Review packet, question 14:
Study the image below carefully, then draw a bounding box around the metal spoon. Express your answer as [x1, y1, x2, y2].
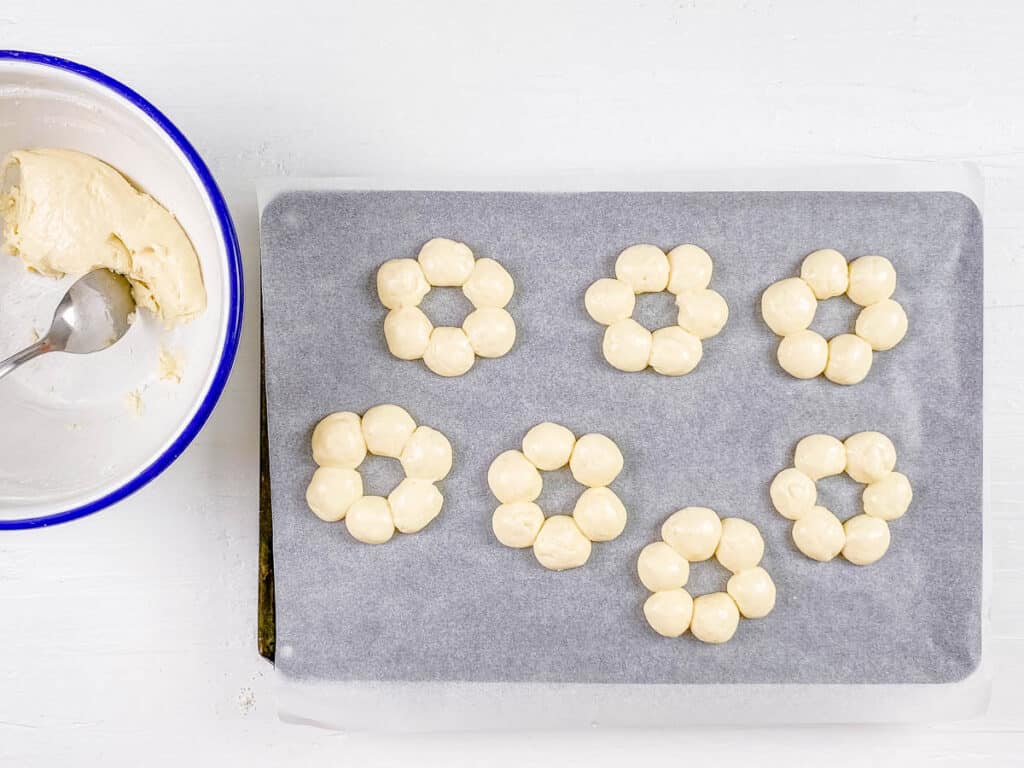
[0, 268, 137, 381]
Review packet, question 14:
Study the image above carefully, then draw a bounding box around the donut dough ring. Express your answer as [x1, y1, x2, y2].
[761, 250, 906, 384]
[305, 405, 452, 542]
[489, 424, 627, 570]
[772, 430, 911, 565]
[377, 238, 517, 376]
[639, 507, 774, 643]
[586, 243, 727, 375]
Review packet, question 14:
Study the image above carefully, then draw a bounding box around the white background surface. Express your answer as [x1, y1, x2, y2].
[1, 1, 1021, 765]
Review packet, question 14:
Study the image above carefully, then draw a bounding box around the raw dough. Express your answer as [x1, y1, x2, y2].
[388, 478, 444, 533]
[522, 422, 576, 471]
[305, 467, 363, 522]
[776, 329, 828, 379]
[726, 567, 776, 619]
[462, 257, 514, 309]
[648, 326, 703, 376]
[311, 411, 367, 469]
[666, 244, 713, 293]
[376, 258, 430, 309]
[463, 307, 516, 358]
[675, 289, 729, 339]
[824, 334, 873, 385]
[423, 326, 476, 377]
[643, 589, 694, 638]
[855, 299, 908, 351]
[344, 496, 396, 544]
[614, 244, 670, 293]
[844, 431, 897, 484]
[689, 592, 741, 644]
[761, 278, 817, 336]
[770, 467, 817, 520]
[661, 506, 722, 562]
[863, 471, 913, 521]
[715, 517, 765, 573]
[360, 404, 416, 458]
[0, 148, 206, 326]
[532, 515, 592, 571]
[637, 541, 690, 591]
[569, 433, 624, 487]
[572, 487, 627, 541]
[492, 502, 545, 548]
[585, 278, 636, 325]
[399, 425, 453, 482]
[842, 514, 891, 565]
[800, 248, 849, 299]
[487, 450, 543, 503]
[794, 434, 847, 480]
[384, 306, 433, 360]
[602, 318, 653, 372]
[417, 237, 475, 286]
[792, 505, 845, 561]
[847, 255, 896, 306]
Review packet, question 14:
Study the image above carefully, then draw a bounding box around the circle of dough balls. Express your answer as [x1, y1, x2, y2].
[345, 496, 396, 544]
[388, 478, 443, 534]
[384, 307, 433, 360]
[522, 422, 576, 471]
[770, 468, 817, 520]
[792, 505, 845, 561]
[488, 450, 543, 504]
[532, 515, 592, 571]
[855, 299, 908, 351]
[800, 248, 849, 300]
[602, 318, 653, 372]
[399, 426, 453, 482]
[843, 431, 897, 484]
[423, 327, 476, 377]
[572, 487, 627, 542]
[569, 433, 624, 488]
[361, 404, 416, 458]
[661, 506, 722, 562]
[305, 467, 363, 522]
[715, 517, 765, 573]
[761, 278, 817, 336]
[675, 289, 729, 340]
[794, 433, 847, 480]
[842, 514, 891, 565]
[863, 471, 913, 521]
[376, 258, 429, 309]
[649, 326, 702, 376]
[689, 592, 741, 644]
[776, 329, 828, 379]
[417, 237, 475, 287]
[463, 307, 516, 358]
[462, 257, 514, 309]
[615, 243, 669, 293]
[643, 589, 694, 638]
[824, 333, 873, 385]
[667, 244, 712, 293]
[311, 411, 367, 468]
[585, 278, 636, 326]
[637, 541, 690, 591]
[726, 567, 776, 619]
[492, 502, 545, 548]
[847, 255, 896, 307]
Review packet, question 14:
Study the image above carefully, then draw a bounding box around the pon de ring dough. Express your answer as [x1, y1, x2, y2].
[771, 431, 912, 565]
[639, 507, 775, 643]
[761, 250, 908, 384]
[305, 404, 453, 543]
[377, 237, 517, 376]
[585, 243, 728, 375]
[488, 423, 627, 570]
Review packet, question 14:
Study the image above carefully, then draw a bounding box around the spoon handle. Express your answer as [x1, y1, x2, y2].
[0, 340, 51, 382]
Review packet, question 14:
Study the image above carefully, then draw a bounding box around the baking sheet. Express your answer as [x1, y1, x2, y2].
[260, 186, 983, 692]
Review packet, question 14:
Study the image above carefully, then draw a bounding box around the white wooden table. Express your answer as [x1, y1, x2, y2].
[2, 1, 1022, 764]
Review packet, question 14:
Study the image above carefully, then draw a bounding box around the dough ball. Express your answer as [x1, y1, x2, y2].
[847, 255, 896, 306]
[572, 487, 627, 542]
[345, 496, 396, 544]
[666, 243, 713, 293]
[649, 326, 703, 376]
[661, 506, 722, 562]
[715, 517, 765, 573]
[423, 327, 476, 377]
[615, 243, 670, 293]
[842, 514, 891, 565]
[863, 471, 913, 521]
[637, 541, 690, 591]
[417, 237, 475, 287]
[585, 278, 636, 326]
[676, 289, 729, 340]
[602, 318, 653, 372]
[689, 592, 741, 644]
[399, 425, 453, 482]
[643, 589, 694, 638]
[824, 334, 873, 385]
[726, 566, 777, 619]
[463, 307, 516, 358]
[761, 278, 817, 336]
[376, 258, 429, 309]
[306, 467, 363, 522]
[492, 502, 545, 548]
[532, 515, 592, 571]
[569, 433, 624, 487]
[361, 404, 416, 458]
[384, 307, 433, 360]
[855, 299, 908, 351]
[311, 411, 367, 469]
[794, 433, 847, 480]
[770, 467, 817, 520]
[488, 449, 543, 503]
[844, 431, 897, 484]
[777, 329, 828, 379]
[522, 422, 576, 471]
[800, 248, 848, 299]
[462, 257, 514, 309]
[792, 505, 845, 562]
[388, 478, 443, 534]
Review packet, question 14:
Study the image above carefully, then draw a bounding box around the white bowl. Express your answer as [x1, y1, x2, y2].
[0, 51, 242, 529]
